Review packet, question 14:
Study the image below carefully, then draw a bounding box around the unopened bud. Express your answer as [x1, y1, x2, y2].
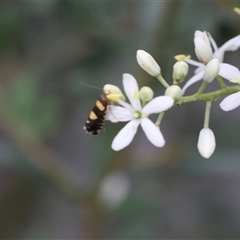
[139, 86, 154, 102]
[165, 85, 182, 101]
[136, 50, 161, 77]
[172, 61, 189, 84]
[197, 128, 216, 159]
[203, 58, 220, 83]
[194, 30, 213, 64]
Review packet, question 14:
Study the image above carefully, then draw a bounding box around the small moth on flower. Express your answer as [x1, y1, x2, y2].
[84, 91, 111, 135]
[84, 86, 124, 135]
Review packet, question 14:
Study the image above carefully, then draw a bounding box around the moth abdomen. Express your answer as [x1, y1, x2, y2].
[84, 92, 110, 135]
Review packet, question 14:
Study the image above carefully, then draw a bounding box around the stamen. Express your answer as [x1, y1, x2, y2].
[174, 54, 191, 61]
[230, 78, 240, 84]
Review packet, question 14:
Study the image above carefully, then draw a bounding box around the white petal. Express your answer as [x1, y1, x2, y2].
[117, 99, 135, 112]
[220, 92, 240, 111]
[140, 118, 165, 147]
[122, 74, 141, 111]
[111, 120, 140, 151]
[182, 70, 205, 94]
[142, 96, 174, 115]
[213, 35, 240, 62]
[194, 30, 203, 38]
[194, 64, 205, 74]
[219, 63, 240, 81]
[105, 106, 134, 122]
[197, 128, 216, 159]
[218, 35, 240, 52]
[186, 59, 203, 68]
[208, 32, 218, 52]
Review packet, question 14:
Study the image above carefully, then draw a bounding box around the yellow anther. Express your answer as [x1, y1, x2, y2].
[230, 78, 240, 84]
[174, 54, 191, 61]
[106, 93, 124, 103]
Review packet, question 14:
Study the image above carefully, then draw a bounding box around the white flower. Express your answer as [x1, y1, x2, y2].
[182, 31, 240, 93]
[136, 50, 161, 77]
[197, 128, 216, 159]
[106, 73, 174, 151]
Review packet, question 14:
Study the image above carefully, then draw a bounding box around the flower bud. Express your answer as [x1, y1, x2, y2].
[103, 84, 125, 102]
[197, 128, 216, 159]
[172, 61, 189, 84]
[194, 30, 213, 64]
[203, 58, 220, 83]
[165, 85, 182, 101]
[136, 50, 161, 77]
[139, 86, 154, 102]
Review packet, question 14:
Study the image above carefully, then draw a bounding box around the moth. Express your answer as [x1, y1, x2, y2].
[84, 91, 110, 135]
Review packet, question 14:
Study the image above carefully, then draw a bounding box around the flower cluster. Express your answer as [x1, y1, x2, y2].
[177, 30, 240, 158]
[180, 31, 240, 93]
[86, 28, 240, 159]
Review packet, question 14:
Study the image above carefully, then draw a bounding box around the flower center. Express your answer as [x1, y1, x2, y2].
[134, 111, 142, 119]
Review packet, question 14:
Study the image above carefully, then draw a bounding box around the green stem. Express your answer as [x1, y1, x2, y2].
[196, 81, 208, 95]
[204, 101, 212, 128]
[216, 75, 228, 89]
[156, 75, 170, 88]
[155, 111, 165, 126]
[178, 84, 240, 104]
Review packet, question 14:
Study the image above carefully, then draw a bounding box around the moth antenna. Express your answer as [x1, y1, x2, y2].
[79, 81, 102, 91]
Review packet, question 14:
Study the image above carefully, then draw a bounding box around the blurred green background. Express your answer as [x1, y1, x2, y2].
[0, 1, 240, 239]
